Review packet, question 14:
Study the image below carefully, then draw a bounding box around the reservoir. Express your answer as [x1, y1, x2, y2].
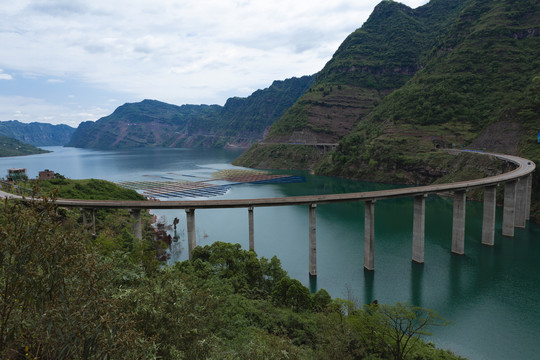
[1, 146, 539, 360]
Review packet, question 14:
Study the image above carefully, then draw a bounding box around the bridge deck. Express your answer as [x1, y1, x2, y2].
[46, 151, 534, 209]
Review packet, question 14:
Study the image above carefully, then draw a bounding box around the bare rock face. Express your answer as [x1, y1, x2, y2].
[468, 121, 522, 155]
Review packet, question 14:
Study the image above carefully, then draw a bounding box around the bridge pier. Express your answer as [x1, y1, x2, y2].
[452, 190, 466, 255]
[248, 207, 254, 251]
[515, 178, 527, 228]
[186, 209, 196, 260]
[309, 204, 317, 276]
[81, 208, 96, 235]
[364, 200, 375, 271]
[502, 180, 517, 237]
[412, 195, 426, 263]
[129, 209, 142, 241]
[525, 174, 532, 220]
[482, 185, 497, 246]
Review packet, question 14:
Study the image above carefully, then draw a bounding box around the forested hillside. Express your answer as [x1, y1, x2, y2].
[67, 76, 314, 149]
[0, 120, 75, 146]
[0, 134, 50, 157]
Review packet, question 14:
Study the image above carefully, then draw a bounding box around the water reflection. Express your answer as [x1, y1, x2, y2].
[363, 268, 375, 304]
[410, 262, 424, 307]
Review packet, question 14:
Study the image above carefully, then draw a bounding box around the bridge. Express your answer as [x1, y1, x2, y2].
[1, 150, 536, 275]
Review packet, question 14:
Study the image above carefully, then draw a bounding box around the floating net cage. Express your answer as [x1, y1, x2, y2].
[117, 169, 305, 199]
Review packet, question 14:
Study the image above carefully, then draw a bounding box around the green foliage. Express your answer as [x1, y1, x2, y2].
[312, 288, 332, 312]
[0, 195, 152, 359]
[0, 134, 50, 157]
[233, 143, 325, 170]
[0, 197, 464, 359]
[349, 303, 451, 360]
[21, 178, 145, 200]
[0, 120, 75, 147]
[272, 277, 313, 312]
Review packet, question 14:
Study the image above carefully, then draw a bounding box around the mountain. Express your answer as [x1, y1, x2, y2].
[235, 0, 471, 165]
[312, 0, 540, 182]
[234, 0, 539, 220]
[0, 120, 76, 146]
[0, 134, 50, 157]
[67, 76, 314, 149]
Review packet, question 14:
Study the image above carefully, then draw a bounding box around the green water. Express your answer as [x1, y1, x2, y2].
[2, 146, 539, 360]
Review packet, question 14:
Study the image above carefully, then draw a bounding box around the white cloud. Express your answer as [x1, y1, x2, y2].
[0, 96, 109, 127]
[0, 0, 430, 125]
[0, 70, 12, 80]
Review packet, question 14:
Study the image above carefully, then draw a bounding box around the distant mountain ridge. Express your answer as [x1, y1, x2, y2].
[0, 120, 76, 146]
[67, 76, 314, 149]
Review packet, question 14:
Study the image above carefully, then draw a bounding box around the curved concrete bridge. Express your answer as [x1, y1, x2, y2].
[2, 150, 536, 274]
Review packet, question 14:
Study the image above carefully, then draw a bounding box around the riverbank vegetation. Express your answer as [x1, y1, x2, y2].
[0, 192, 467, 359]
[7, 176, 146, 201]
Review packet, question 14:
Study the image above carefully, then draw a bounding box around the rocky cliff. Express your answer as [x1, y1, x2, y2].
[67, 76, 314, 149]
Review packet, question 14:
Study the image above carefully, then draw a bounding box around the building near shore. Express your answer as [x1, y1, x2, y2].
[39, 169, 55, 180]
[7, 168, 26, 182]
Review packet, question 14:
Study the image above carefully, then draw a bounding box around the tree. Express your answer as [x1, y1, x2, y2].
[350, 302, 450, 360]
[0, 195, 152, 359]
[271, 278, 312, 312]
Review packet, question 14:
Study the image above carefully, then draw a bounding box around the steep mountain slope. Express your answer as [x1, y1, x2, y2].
[236, 0, 539, 220]
[315, 0, 539, 183]
[67, 76, 314, 149]
[235, 0, 470, 166]
[0, 134, 50, 157]
[0, 120, 76, 146]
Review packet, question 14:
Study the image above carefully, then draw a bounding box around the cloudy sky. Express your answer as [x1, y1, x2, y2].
[0, 0, 428, 127]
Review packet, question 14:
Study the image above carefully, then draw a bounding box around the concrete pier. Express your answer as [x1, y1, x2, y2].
[364, 200, 375, 271]
[309, 204, 317, 276]
[482, 185, 497, 246]
[81, 208, 96, 234]
[412, 195, 426, 263]
[515, 178, 527, 228]
[248, 207, 254, 251]
[186, 209, 196, 259]
[502, 180, 517, 237]
[525, 174, 532, 220]
[452, 190, 466, 255]
[129, 209, 142, 241]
